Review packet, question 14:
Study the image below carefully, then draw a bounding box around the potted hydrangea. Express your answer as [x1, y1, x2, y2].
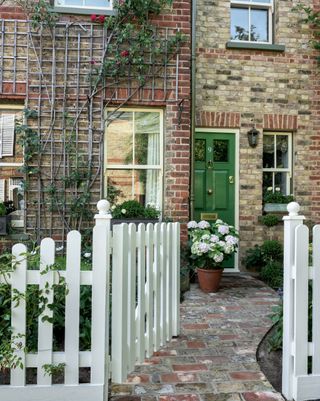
[263, 187, 295, 213]
[187, 219, 239, 293]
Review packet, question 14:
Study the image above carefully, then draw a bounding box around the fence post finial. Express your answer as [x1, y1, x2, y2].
[282, 201, 305, 400]
[287, 201, 300, 217]
[95, 199, 112, 226]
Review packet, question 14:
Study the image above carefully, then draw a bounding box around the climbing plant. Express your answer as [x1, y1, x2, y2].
[293, 3, 320, 61]
[5, 0, 184, 238]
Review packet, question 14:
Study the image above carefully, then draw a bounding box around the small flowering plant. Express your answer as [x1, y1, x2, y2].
[187, 219, 239, 270]
[263, 187, 295, 204]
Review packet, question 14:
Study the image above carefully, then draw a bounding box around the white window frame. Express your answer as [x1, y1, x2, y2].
[230, 0, 273, 44]
[0, 105, 23, 165]
[262, 132, 292, 195]
[104, 107, 164, 211]
[54, 0, 113, 14]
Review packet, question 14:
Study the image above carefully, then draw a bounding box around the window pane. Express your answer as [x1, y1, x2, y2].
[85, 0, 111, 7]
[64, 0, 83, 5]
[195, 139, 206, 162]
[275, 172, 289, 194]
[276, 135, 289, 168]
[252, 0, 272, 3]
[231, 8, 249, 41]
[106, 169, 132, 202]
[106, 112, 133, 165]
[133, 169, 161, 208]
[263, 135, 274, 168]
[263, 171, 273, 192]
[213, 140, 228, 162]
[134, 112, 160, 166]
[251, 9, 268, 42]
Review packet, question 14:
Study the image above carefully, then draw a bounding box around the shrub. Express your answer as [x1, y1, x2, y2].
[261, 240, 283, 263]
[260, 260, 283, 289]
[112, 200, 160, 219]
[243, 245, 264, 270]
[261, 214, 279, 227]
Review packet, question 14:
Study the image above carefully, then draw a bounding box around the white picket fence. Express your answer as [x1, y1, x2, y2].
[282, 202, 320, 401]
[0, 200, 180, 401]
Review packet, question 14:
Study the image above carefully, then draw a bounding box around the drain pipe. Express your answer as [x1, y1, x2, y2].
[190, 0, 197, 220]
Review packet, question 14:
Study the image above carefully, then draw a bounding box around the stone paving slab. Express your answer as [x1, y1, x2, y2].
[110, 274, 285, 401]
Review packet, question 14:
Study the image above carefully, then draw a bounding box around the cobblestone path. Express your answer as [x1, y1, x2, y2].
[110, 274, 285, 401]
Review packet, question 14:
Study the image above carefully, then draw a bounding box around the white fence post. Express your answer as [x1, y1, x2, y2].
[91, 200, 112, 401]
[282, 202, 305, 400]
[112, 223, 129, 383]
[10, 243, 27, 386]
[172, 222, 180, 336]
[65, 230, 81, 385]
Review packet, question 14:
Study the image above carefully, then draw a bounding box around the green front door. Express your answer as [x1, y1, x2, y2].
[194, 132, 236, 267]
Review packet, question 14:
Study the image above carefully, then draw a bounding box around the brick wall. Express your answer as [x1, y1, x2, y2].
[0, 1, 191, 241]
[196, 0, 316, 267]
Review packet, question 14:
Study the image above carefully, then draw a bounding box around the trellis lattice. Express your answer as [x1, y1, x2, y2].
[0, 19, 181, 241]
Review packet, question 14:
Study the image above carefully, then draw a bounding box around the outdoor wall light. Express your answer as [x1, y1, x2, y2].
[247, 127, 260, 148]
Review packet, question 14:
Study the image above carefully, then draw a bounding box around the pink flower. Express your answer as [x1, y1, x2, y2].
[90, 59, 96, 65]
[98, 15, 105, 23]
[120, 50, 129, 57]
[90, 14, 97, 22]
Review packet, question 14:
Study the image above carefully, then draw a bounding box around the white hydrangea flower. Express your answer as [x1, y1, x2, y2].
[198, 242, 210, 253]
[267, 187, 273, 191]
[218, 225, 229, 235]
[210, 235, 219, 243]
[84, 252, 91, 258]
[216, 219, 223, 224]
[275, 187, 281, 192]
[201, 234, 210, 241]
[121, 209, 126, 214]
[187, 220, 198, 229]
[213, 253, 224, 263]
[224, 244, 234, 254]
[218, 240, 226, 248]
[111, 205, 116, 211]
[225, 235, 238, 245]
[198, 220, 210, 229]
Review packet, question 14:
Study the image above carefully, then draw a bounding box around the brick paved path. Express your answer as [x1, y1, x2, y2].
[110, 274, 285, 401]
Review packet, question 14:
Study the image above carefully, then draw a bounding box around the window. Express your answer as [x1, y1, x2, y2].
[263, 132, 292, 194]
[105, 108, 163, 209]
[54, 0, 113, 13]
[0, 113, 15, 158]
[230, 0, 273, 43]
[0, 178, 25, 227]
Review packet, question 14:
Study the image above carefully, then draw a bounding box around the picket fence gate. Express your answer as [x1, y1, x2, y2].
[282, 202, 320, 401]
[0, 200, 180, 401]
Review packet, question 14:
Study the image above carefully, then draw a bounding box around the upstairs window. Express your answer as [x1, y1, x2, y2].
[54, 0, 113, 13]
[0, 113, 15, 158]
[230, 0, 273, 43]
[263, 132, 292, 194]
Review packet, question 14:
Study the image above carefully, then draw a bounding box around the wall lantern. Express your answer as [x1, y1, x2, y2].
[247, 127, 260, 148]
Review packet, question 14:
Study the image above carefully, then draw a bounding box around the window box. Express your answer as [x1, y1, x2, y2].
[263, 203, 288, 213]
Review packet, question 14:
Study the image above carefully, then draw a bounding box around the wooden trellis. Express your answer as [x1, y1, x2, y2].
[0, 19, 181, 241]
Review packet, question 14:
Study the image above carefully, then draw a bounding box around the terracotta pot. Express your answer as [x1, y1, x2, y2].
[197, 268, 223, 293]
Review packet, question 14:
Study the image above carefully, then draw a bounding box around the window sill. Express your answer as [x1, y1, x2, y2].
[226, 41, 285, 52]
[53, 6, 116, 16]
